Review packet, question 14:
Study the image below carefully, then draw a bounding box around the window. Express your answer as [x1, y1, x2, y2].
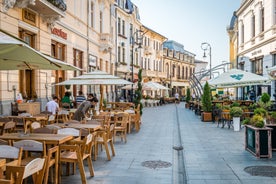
[90, 1, 94, 28]
[19, 29, 37, 100]
[251, 58, 263, 74]
[251, 13, 255, 37]
[130, 23, 133, 37]
[122, 47, 125, 63]
[73, 49, 83, 94]
[122, 20, 125, 36]
[273, 54, 276, 66]
[182, 66, 185, 79]
[100, 11, 103, 33]
[260, 7, 264, 32]
[118, 46, 121, 62]
[118, 17, 121, 34]
[135, 52, 138, 65]
[241, 22, 244, 44]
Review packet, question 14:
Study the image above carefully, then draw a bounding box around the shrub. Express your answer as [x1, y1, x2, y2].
[254, 107, 268, 118]
[186, 88, 191, 103]
[230, 106, 243, 117]
[202, 82, 212, 112]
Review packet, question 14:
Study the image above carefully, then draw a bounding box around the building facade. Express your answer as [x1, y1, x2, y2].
[0, 0, 195, 115]
[232, 0, 276, 99]
[163, 40, 195, 97]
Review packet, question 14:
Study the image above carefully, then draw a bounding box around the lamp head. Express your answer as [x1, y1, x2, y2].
[203, 51, 207, 58]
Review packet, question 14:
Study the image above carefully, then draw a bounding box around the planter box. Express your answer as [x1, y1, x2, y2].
[201, 112, 212, 122]
[245, 125, 272, 158]
[185, 103, 190, 109]
[265, 124, 276, 151]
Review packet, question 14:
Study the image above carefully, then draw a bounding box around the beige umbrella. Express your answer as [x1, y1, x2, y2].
[0, 30, 80, 70]
[56, 70, 132, 110]
[121, 81, 168, 91]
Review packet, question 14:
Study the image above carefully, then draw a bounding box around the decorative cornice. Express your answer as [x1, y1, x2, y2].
[15, 0, 35, 8]
[2, 0, 16, 12]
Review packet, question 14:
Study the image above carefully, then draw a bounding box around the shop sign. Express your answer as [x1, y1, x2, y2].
[51, 28, 67, 40]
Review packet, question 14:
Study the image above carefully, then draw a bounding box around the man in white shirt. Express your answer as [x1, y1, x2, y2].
[45, 96, 59, 114]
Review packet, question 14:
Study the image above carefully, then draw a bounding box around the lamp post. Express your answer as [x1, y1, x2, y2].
[130, 29, 143, 102]
[201, 42, 212, 79]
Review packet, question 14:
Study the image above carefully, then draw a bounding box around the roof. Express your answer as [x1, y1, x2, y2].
[163, 40, 185, 53]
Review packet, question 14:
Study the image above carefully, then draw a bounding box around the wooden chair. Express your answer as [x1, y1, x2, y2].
[13, 140, 46, 166]
[44, 146, 59, 184]
[45, 124, 61, 131]
[95, 124, 115, 161]
[11, 102, 26, 116]
[23, 117, 37, 134]
[59, 134, 94, 184]
[30, 122, 41, 133]
[5, 157, 46, 184]
[57, 128, 81, 137]
[48, 115, 56, 124]
[0, 121, 16, 135]
[0, 145, 22, 166]
[32, 127, 57, 134]
[113, 112, 129, 143]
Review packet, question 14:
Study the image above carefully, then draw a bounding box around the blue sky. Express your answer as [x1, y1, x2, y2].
[131, 0, 241, 68]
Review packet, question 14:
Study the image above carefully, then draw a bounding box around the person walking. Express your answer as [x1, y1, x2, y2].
[45, 96, 59, 115]
[174, 92, 179, 104]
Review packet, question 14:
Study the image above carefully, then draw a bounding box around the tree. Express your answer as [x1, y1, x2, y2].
[134, 69, 143, 115]
[202, 82, 212, 112]
[186, 88, 191, 103]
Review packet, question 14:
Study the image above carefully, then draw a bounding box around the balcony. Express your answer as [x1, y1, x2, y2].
[143, 46, 153, 56]
[143, 70, 156, 77]
[2, 0, 66, 27]
[99, 33, 114, 53]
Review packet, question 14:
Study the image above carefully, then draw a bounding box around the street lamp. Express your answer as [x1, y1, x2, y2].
[201, 42, 212, 79]
[130, 29, 143, 102]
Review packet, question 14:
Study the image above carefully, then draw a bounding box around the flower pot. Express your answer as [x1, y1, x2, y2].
[245, 125, 272, 158]
[201, 112, 212, 122]
[233, 117, 240, 131]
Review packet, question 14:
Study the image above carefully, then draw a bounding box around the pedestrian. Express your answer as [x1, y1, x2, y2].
[174, 92, 179, 103]
[75, 91, 86, 107]
[45, 96, 59, 115]
[73, 99, 98, 121]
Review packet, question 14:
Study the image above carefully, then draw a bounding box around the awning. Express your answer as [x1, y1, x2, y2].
[171, 81, 188, 87]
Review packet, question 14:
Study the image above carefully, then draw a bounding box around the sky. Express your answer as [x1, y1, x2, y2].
[131, 0, 241, 69]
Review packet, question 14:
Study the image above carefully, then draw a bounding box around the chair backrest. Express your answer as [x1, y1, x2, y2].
[30, 122, 41, 132]
[6, 157, 46, 184]
[32, 127, 57, 134]
[46, 124, 61, 130]
[1, 121, 16, 135]
[114, 112, 129, 127]
[48, 114, 56, 124]
[81, 134, 93, 157]
[57, 127, 80, 137]
[0, 145, 23, 161]
[13, 140, 46, 157]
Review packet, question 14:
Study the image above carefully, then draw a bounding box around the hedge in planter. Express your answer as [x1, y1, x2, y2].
[201, 82, 212, 122]
[185, 88, 191, 108]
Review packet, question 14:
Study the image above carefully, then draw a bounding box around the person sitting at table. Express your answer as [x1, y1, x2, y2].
[73, 99, 98, 121]
[61, 91, 73, 109]
[45, 96, 59, 115]
[75, 91, 86, 107]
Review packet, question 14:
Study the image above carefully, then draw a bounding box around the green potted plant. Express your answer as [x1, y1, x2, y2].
[185, 88, 191, 108]
[201, 82, 212, 122]
[230, 106, 243, 131]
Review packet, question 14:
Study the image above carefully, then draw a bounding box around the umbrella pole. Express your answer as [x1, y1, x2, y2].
[100, 85, 104, 111]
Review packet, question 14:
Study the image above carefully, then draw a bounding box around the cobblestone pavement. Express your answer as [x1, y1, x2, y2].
[61, 102, 276, 184]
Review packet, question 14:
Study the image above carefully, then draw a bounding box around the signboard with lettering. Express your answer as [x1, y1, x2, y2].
[51, 28, 67, 40]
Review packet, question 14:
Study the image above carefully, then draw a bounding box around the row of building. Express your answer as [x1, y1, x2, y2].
[228, 0, 276, 100]
[0, 0, 196, 115]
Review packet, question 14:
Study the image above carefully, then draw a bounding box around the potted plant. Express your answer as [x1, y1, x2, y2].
[243, 114, 272, 158]
[185, 88, 191, 109]
[201, 82, 212, 122]
[230, 106, 243, 131]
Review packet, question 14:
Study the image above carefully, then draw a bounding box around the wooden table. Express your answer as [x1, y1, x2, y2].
[0, 133, 73, 145]
[0, 159, 5, 179]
